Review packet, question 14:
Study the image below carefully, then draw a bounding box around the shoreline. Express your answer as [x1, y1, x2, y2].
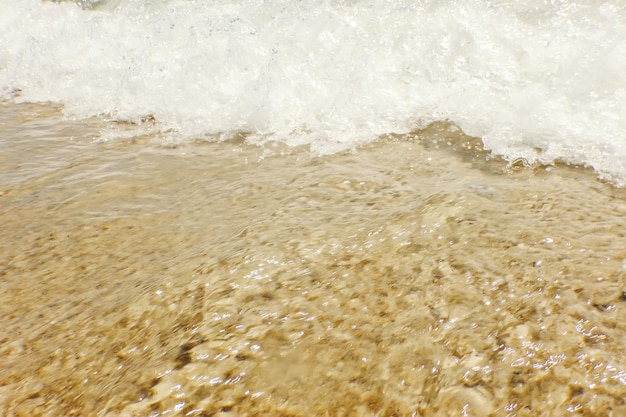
[1, 102, 625, 416]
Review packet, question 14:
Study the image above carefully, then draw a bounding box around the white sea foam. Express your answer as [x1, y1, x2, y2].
[1, 0, 625, 182]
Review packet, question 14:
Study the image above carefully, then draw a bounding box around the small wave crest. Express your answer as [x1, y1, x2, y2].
[1, 0, 625, 183]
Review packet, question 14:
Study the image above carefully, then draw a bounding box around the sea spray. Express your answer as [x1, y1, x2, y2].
[1, 0, 624, 182]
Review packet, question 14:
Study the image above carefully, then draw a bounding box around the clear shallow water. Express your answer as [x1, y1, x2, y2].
[1, 0, 625, 183]
[1, 102, 625, 416]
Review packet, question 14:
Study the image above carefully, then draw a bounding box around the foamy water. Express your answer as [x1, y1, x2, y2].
[1, 0, 625, 183]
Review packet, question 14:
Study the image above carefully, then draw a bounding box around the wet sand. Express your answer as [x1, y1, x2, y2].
[1, 102, 625, 416]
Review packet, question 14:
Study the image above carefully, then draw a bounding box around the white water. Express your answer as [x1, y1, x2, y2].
[1, 0, 625, 182]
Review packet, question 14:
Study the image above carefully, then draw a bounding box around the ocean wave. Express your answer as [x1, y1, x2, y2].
[1, 0, 625, 182]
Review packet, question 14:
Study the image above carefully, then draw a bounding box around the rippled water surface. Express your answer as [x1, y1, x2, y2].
[1, 103, 625, 416]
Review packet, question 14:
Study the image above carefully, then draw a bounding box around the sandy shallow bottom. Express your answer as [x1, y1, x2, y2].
[1, 102, 625, 416]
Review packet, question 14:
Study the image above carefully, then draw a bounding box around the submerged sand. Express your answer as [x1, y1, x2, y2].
[1, 102, 625, 416]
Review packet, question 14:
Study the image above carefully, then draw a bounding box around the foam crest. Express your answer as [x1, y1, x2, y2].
[1, 0, 625, 182]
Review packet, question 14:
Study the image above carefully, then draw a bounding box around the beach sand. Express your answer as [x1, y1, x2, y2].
[1, 102, 625, 416]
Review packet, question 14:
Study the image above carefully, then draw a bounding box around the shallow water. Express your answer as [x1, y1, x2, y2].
[1, 102, 626, 416]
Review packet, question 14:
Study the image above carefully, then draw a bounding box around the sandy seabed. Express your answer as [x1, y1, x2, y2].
[1, 102, 625, 416]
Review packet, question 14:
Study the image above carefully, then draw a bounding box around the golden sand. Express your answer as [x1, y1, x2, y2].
[1, 103, 625, 416]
